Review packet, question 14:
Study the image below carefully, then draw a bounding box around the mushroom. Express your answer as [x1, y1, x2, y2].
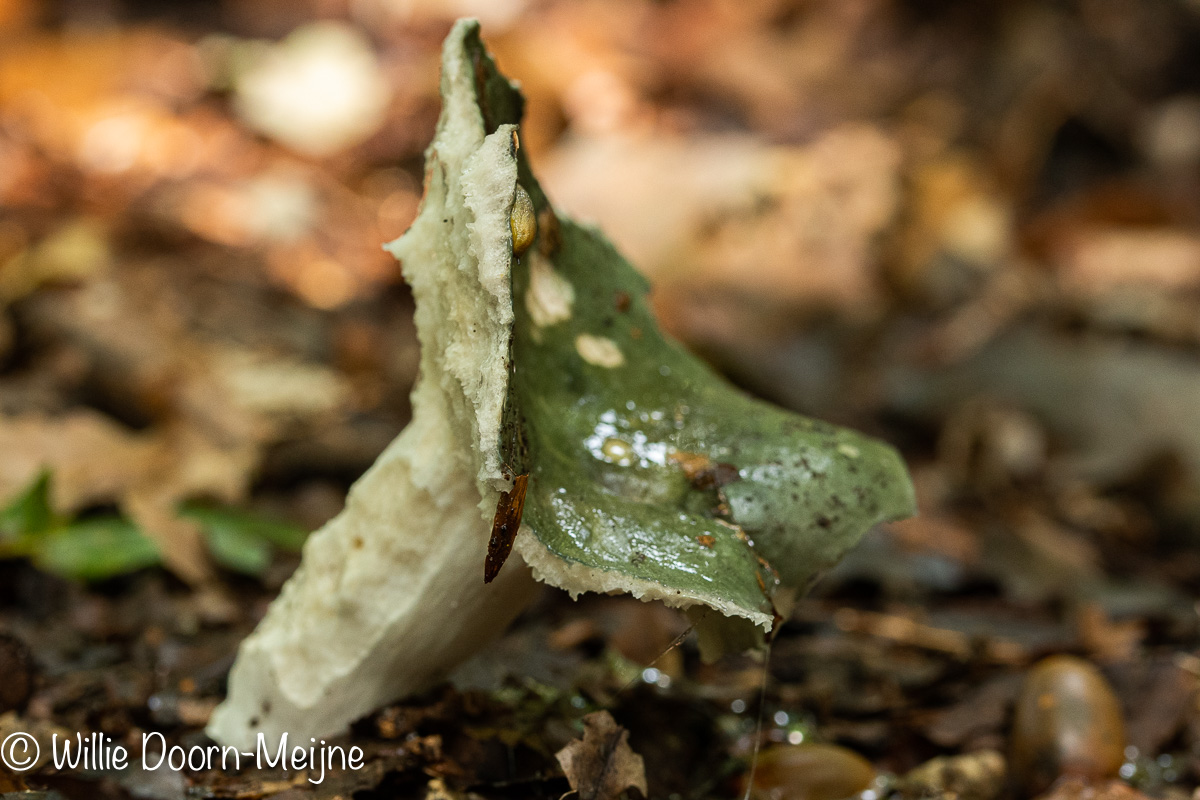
[207, 19, 914, 749]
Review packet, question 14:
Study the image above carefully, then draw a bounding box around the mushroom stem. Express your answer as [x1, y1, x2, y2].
[207, 20, 537, 749]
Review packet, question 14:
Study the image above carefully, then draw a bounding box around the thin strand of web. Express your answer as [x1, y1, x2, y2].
[740, 639, 773, 800]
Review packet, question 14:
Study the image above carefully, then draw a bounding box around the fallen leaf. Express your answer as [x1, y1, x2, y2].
[183, 502, 309, 577]
[0, 410, 160, 514]
[31, 516, 161, 582]
[1057, 226, 1200, 296]
[922, 674, 1022, 749]
[542, 125, 901, 336]
[555, 711, 647, 800]
[1076, 604, 1144, 664]
[1116, 657, 1199, 755]
[122, 489, 210, 584]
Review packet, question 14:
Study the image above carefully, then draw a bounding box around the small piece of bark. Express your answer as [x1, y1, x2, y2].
[555, 711, 647, 800]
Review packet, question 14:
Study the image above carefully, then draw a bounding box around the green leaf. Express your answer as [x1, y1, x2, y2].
[201, 521, 273, 576]
[182, 503, 309, 551]
[0, 471, 309, 579]
[0, 470, 59, 544]
[456, 24, 915, 641]
[30, 517, 161, 582]
[182, 503, 309, 576]
[0, 470, 162, 580]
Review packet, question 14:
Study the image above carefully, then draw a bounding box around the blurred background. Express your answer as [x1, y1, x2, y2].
[2, 0, 1200, 797]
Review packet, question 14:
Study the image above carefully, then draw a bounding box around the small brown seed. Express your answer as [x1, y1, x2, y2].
[742, 742, 876, 800]
[1009, 655, 1126, 796]
[510, 184, 536, 256]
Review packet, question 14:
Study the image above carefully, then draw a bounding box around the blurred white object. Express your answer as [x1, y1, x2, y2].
[241, 170, 319, 243]
[1142, 95, 1200, 170]
[233, 22, 391, 157]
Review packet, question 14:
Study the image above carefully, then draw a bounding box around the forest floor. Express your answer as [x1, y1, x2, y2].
[1, 1, 1200, 798]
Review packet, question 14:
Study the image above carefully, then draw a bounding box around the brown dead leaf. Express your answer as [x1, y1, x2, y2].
[122, 489, 211, 585]
[555, 711, 647, 800]
[675, 124, 900, 312]
[922, 673, 1022, 749]
[1076, 604, 1145, 664]
[0, 410, 160, 512]
[6, 268, 353, 583]
[542, 134, 770, 276]
[546, 126, 899, 321]
[0, 28, 205, 158]
[1057, 226, 1200, 296]
[0, 411, 242, 583]
[1119, 657, 1199, 755]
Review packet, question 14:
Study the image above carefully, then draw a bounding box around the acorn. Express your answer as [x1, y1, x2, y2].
[510, 184, 536, 256]
[741, 742, 876, 800]
[1009, 655, 1126, 796]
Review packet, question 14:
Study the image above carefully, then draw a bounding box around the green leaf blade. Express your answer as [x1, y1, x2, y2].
[0, 470, 58, 544]
[31, 518, 162, 582]
[182, 503, 310, 576]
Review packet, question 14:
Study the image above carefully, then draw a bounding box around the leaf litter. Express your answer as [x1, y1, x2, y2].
[0, 0, 1199, 798]
[555, 711, 648, 800]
